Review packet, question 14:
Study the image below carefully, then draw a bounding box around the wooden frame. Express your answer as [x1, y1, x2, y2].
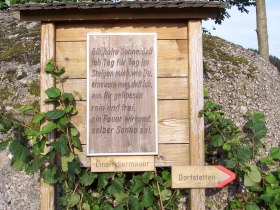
[188, 20, 205, 210]
[26, 0, 226, 207]
[40, 22, 55, 210]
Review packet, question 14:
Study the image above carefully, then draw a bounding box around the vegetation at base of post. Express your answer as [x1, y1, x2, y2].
[203, 89, 280, 210]
[0, 59, 182, 210]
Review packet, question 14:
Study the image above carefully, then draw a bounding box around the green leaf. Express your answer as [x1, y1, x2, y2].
[0, 118, 13, 133]
[129, 197, 142, 210]
[142, 172, 154, 184]
[68, 193, 80, 207]
[252, 112, 265, 121]
[223, 143, 231, 151]
[50, 135, 69, 155]
[244, 165, 262, 187]
[80, 172, 97, 186]
[248, 165, 262, 183]
[141, 188, 155, 208]
[260, 193, 276, 204]
[265, 173, 278, 185]
[45, 59, 55, 73]
[161, 171, 170, 181]
[45, 110, 65, 121]
[131, 176, 145, 194]
[61, 153, 75, 172]
[11, 156, 27, 171]
[260, 157, 275, 166]
[161, 189, 171, 201]
[115, 191, 129, 205]
[115, 204, 125, 210]
[45, 59, 65, 77]
[211, 135, 224, 147]
[72, 136, 82, 151]
[42, 164, 59, 185]
[237, 146, 252, 163]
[59, 195, 69, 206]
[0, 139, 11, 152]
[19, 105, 34, 113]
[25, 158, 44, 174]
[68, 159, 81, 176]
[108, 177, 125, 196]
[82, 203, 91, 210]
[62, 93, 74, 103]
[25, 129, 40, 137]
[9, 141, 30, 163]
[33, 139, 46, 154]
[70, 127, 79, 137]
[245, 202, 260, 210]
[40, 123, 57, 134]
[270, 147, 280, 160]
[244, 174, 254, 187]
[52, 67, 65, 77]
[252, 121, 267, 140]
[58, 117, 70, 127]
[97, 173, 114, 189]
[45, 87, 61, 99]
[225, 159, 236, 169]
[65, 105, 74, 113]
[103, 204, 114, 210]
[32, 113, 44, 124]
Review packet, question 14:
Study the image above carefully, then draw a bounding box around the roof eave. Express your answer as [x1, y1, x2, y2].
[19, 7, 224, 22]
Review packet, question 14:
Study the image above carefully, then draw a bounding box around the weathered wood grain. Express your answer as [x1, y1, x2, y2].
[56, 22, 188, 41]
[56, 40, 188, 78]
[155, 143, 189, 167]
[188, 20, 205, 210]
[87, 34, 157, 155]
[40, 22, 55, 210]
[77, 144, 189, 167]
[61, 78, 188, 100]
[72, 100, 189, 144]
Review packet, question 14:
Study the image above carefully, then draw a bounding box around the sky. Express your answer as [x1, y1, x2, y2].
[202, 1, 280, 58]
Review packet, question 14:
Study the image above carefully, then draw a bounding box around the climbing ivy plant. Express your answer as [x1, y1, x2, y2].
[203, 89, 280, 210]
[0, 60, 182, 210]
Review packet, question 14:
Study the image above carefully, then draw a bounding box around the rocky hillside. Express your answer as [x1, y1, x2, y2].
[0, 11, 279, 210]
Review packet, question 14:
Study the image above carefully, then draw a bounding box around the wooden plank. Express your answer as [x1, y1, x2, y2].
[40, 22, 55, 210]
[91, 156, 155, 172]
[87, 33, 157, 156]
[158, 78, 188, 99]
[155, 144, 189, 167]
[72, 100, 189, 144]
[77, 144, 189, 168]
[61, 78, 188, 100]
[56, 40, 188, 78]
[171, 166, 236, 188]
[188, 20, 205, 210]
[56, 22, 188, 41]
[158, 100, 189, 143]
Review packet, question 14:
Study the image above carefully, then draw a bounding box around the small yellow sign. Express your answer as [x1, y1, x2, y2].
[172, 166, 236, 188]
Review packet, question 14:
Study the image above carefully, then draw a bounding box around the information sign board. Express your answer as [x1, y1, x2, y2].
[87, 33, 157, 156]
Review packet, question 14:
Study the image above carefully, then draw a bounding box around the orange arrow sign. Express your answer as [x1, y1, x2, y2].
[171, 165, 236, 188]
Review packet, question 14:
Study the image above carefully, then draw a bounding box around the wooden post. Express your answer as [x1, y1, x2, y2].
[40, 22, 55, 210]
[188, 20, 205, 210]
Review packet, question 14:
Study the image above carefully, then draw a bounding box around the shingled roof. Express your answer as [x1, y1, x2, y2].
[13, 1, 228, 11]
[14, 0, 229, 21]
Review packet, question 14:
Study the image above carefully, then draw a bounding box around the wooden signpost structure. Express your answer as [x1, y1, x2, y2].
[15, 1, 228, 209]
